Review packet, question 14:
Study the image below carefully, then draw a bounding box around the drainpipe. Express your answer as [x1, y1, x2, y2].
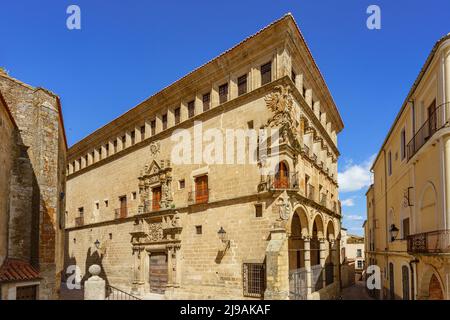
[409, 259, 419, 300]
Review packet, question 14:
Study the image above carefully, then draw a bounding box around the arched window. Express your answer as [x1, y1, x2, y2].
[402, 265, 410, 300]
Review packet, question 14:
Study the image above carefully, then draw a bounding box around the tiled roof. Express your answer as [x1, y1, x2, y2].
[0, 258, 40, 283]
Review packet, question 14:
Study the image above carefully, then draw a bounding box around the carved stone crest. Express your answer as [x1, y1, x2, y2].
[277, 197, 291, 221]
[149, 141, 160, 157]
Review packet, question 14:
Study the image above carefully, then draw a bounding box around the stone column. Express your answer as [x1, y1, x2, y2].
[264, 227, 289, 300]
[319, 238, 326, 288]
[303, 236, 312, 298]
[84, 265, 105, 300]
[330, 239, 338, 284]
[131, 247, 145, 296]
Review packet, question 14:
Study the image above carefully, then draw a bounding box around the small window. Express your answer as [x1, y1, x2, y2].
[95, 202, 99, 210]
[401, 128, 406, 160]
[388, 151, 393, 176]
[238, 74, 248, 96]
[402, 218, 410, 239]
[122, 135, 126, 145]
[243, 263, 265, 298]
[150, 120, 156, 136]
[131, 131, 135, 145]
[85, 155, 88, 166]
[261, 62, 272, 85]
[78, 207, 84, 216]
[255, 204, 263, 218]
[179, 179, 185, 189]
[188, 100, 195, 118]
[104, 200, 109, 207]
[113, 140, 118, 153]
[219, 83, 228, 104]
[203, 93, 210, 111]
[357, 249, 362, 257]
[247, 120, 254, 130]
[109, 233, 113, 240]
[357, 260, 363, 269]
[196, 225, 202, 235]
[174, 107, 181, 124]
[132, 192, 137, 200]
[162, 113, 168, 130]
[105, 144, 109, 156]
[140, 125, 145, 139]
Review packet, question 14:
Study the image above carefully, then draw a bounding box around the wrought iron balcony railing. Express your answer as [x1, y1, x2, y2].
[407, 230, 450, 253]
[188, 189, 210, 204]
[268, 173, 299, 191]
[75, 216, 84, 227]
[407, 102, 449, 161]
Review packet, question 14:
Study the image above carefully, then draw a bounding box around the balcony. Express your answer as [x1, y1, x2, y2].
[407, 102, 448, 161]
[75, 216, 84, 227]
[407, 230, 450, 254]
[114, 207, 128, 219]
[188, 189, 209, 205]
[268, 173, 299, 191]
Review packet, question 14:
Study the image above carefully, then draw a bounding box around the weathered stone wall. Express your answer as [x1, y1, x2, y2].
[0, 94, 16, 267]
[0, 72, 66, 299]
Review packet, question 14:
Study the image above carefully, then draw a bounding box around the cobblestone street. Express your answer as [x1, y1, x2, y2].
[341, 281, 374, 300]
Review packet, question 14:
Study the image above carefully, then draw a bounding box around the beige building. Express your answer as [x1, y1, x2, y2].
[365, 34, 450, 300]
[65, 14, 344, 300]
[340, 229, 365, 271]
[0, 70, 67, 299]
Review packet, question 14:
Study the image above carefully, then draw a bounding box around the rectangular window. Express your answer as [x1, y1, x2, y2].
[91, 152, 95, 163]
[194, 175, 209, 204]
[95, 202, 99, 210]
[122, 135, 126, 146]
[357, 260, 363, 269]
[188, 100, 195, 118]
[104, 200, 109, 207]
[401, 128, 406, 160]
[162, 113, 168, 130]
[140, 125, 145, 139]
[388, 151, 392, 176]
[150, 120, 156, 136]
[85, 155, 88, 166]
[402, 218, 410, 239]
[152, 187, 161, 211]
[174, 107, 181, 124]
[106, 144, 110, 157]
[179, 179, 185, 189]
[357, 249, 362, 257]
[255, 204, 263, 218]
[132, 192, 137, 200]
[219, 83, 228, 104]
[113, 140, 118, 153]
[203, 92, 210, 111]
[196, 225, 202, 235]
[131, 131, 135, 145]
[243, 263, 266, 298]
[261, 62, 272, 85]
[247, 120, 254, 129]
[238, 74, 248, 96]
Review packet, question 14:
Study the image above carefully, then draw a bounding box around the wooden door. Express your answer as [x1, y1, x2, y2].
[275, 162, 289, 188]
[16, 285, 37, 300]
[195, 175, 208, 204]
[428, 100, 437, 135]
[152, 187, 161, 211]
[120, 196, 127, 218]
[149, 253, 168, 294]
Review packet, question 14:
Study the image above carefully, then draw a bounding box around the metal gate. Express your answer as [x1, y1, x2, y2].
[289, 267, 307, 300]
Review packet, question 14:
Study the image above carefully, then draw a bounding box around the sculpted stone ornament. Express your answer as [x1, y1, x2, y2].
[149, 141, 160, 157]
[277, 197, 291, 221]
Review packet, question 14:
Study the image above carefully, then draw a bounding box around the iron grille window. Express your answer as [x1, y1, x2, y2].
[162, 114, 168, 130]
[174, 107, 181, 124]
[261, 62, 272, 85]
[150, 120, 156, 135]
[203, 93, 210, 111]
[243, 263, 265, 298]
[238, 74, 247, 96]
[188, 101, 195, 118]
[219, 83, 228, 104]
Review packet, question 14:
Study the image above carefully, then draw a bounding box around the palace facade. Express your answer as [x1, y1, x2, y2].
[65, 14, 344, 300]
[365, 34, 450, 300]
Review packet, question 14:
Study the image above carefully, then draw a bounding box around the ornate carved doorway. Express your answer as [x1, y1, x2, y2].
[149, 252, 168, 294]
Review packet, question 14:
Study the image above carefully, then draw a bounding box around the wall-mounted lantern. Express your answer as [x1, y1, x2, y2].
[94, 239, 100, 249]
[390, 224, 399, 242]
[217, 227, 230, 251]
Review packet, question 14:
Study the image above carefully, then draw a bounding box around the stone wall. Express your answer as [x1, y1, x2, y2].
[0, 72, 66, 299]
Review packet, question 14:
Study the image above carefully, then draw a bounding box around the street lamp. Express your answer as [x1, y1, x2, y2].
[390, 224, 399, 242]
[218, 227, 227, 243]
[94, 239, 100, 249]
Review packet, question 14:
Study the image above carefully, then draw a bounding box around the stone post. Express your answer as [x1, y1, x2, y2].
[330, 239, 338, 284]
[303, 236, 312, 299]
[264, 227, 289, 300]
[84, 264, 105, 300]
[319, 238, 326, 288]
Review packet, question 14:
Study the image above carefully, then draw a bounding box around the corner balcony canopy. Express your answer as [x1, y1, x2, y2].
[407, 102, 449, 161]
[407, 230, 450, 254]
[268, 173, 299, 191]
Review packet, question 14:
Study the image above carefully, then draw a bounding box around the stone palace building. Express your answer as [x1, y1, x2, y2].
[0, 69, 67, 299]
[65, 14, 344, 300]
[365, 34, 450, 300]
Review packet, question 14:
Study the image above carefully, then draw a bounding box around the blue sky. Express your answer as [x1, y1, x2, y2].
[1, 1, 449, 235]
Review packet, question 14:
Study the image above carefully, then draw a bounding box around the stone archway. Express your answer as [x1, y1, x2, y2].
[418, 265, 445, 300]
[429, 274, 444, 300]
[288, 208, 309, 271]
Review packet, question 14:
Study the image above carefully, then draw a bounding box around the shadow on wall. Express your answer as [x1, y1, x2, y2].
[82, 247, 110, 290]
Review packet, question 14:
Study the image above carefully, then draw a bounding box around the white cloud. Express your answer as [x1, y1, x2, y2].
[341, 198, 355, 207]
[338, 154, 376, 193]
[345, 214, 365, 221]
